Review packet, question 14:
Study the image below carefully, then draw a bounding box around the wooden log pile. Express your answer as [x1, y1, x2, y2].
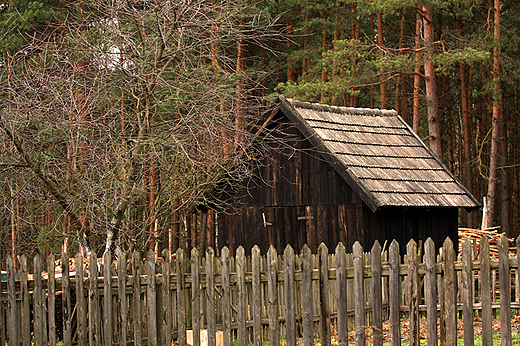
[458, 227, 516, 258]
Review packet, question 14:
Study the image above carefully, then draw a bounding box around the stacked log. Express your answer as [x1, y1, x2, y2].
[458, 227, 516, 258]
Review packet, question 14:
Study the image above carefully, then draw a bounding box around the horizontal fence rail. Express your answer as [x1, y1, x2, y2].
[0, 235, 518, 346]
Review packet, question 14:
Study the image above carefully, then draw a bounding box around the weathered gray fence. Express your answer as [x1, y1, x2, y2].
[0, 235, 518, 346]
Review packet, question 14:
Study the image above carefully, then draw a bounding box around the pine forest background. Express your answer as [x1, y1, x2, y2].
[1, 0, 519, 259]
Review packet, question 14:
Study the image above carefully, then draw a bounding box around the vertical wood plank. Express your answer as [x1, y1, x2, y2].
[301, 245, 313, 346]
[388, 240, 400, 345]
[63, 252, 72, 346]
[353, 242, 365, 346]
[20, 256, 29, 346]
[176, 248, 187, 346]
[47, 254, 56, 346]
[443, 238, 456, 345]
[132, 251, 143, 346]
[237, 247, 247, 346]
[267, 246, 279, 346]
[103, 252, 113, 346]
[8, 256, 18, 346]
[33, 255, 43, 346]
[318, 243, 331, 346]
[162, 249, 172, 346]
[252, 245, 262, 346]
[284, 245, 296, 346]
[424, 238, 437, 346]
[480, 237, 492, 346]
[406, 240, 419, 346]
[206, 248, 216, 346]
[371, 241, 382, 346]
[76, 252, 87, 346]
[335, 243, 347, 346]
[461, 237, 474, 346]
[499, 234, 512, 346]
[221, 247, 231, 346]
[118, 251, 128, 345]
[191, 248, 201, 346]
[146, 250, 158, 346]
[88, 252, 100, 346]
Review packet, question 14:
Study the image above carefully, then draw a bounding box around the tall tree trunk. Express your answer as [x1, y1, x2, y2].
[500, 96, 510, 236]
[396, 10, 406, 118]
[483, 0, 501, 230]
[377, 11, 387, 109]
[321, 22, 329, 103]
[286, 22, 297, 82]
[413, 10, 421, 134]
[422, 5, 442, 159]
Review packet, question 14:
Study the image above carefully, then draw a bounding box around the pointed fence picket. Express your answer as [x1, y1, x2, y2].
[0, 235, 519, 346]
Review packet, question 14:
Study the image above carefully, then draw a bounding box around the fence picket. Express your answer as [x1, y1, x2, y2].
[371, 241, 383, 346]
[480, 236, 492, 345]
[443, 238, 457, 345]
[191, 248, 201, 346]
[499, 235, 512, 346]
[206, 248, 216, 346]
[462, 237, 474, 346]
[222, 247, 231, 346]
[284, 245, 296, 346]
[237, 247, 247, 346]
[267, 246, 279, 346]
[162, 249, 172, 346]
[406, 240, 419, 346]
[301, 245, 313, 346]
[20, 256, 29, 346]
[7, 256, 17, 346]
[353, 242, 365, 346]
[88, 252, 100, 346]
[176, 248, 187, 346]
[103, 252, 113, 346]
[76, 252, 87, 346]
[33, 255, 43, 346]
[424, 238, 437, 346]
[146, 251, 158, 346]
[252, 246, 262, 346]
[388, 240, 400, 346]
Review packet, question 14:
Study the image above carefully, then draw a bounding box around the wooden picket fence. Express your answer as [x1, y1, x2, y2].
[0, 235, 519, 346]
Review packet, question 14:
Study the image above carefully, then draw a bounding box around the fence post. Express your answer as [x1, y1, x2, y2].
[221, 246, 231, 346]
[301, 245, 313, 346]
[318, 243, 331, 346]
[267, 246, 279, 346]
[480, 236, 492, 345]
[388, 240, 400, 345]
[8, 256, 18, 346]
[443, 238, 456, 345]
[406, 240, 419, 346]
[252, 246, 262, 346]
[34, 255, 43, 346]
[76, 252, 87, 346]
[284, 245, 296, 346]
[118, 251, 128, 345]
[424, 238, 437, 346]
[461, 237, 474, 346]
[20, 256, 29, 346]
[206, 247, 216, 346]
[499, 234, 512, 346]
[371, 241, 383, 346]
[103, 251, 113, 346]
[335, 243, 347, 346]
[237, 247, 247, 346]
[176, 248, 187, 346]
[88, 251, 100, 346]
[353, 241, 365, 346]
[191, 248, 201, 346]
[132, 250, 143, 346]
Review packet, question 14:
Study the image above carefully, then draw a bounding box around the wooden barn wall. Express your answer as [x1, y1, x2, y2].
[362, 206, 459, 252]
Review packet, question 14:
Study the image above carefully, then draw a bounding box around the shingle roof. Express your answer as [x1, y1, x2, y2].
[277, 96, 480, 211]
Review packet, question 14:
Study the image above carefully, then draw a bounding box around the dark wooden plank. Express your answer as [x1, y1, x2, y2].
[267, 246, 279, 346]
[424, 238, 437, 346]
[103, 252, 113, 346]
[132, 251, 143, 346]
[406, 240, 419, 346]
[499, 235, 512, 346]
[7, 256, 18, 346]
[301, 245, 313, 346]
[388, 240, 400, 345]
[20, 256, 30, 346]
[89, 252, 100, 346]
[461, 237, 474, 346]
[335, 243, 347, 346]
[191, 248, 201, 346]
[118, 251, 128, 345]
[161, 249, 172, 346]
[176, 248, 187, 346]
[353, 242, 365, 346]
[146, 251, 158, 346]
[284, 245, 296, 346]
[76, 252, 87, 346]
[221, 247, 231, 346]
[443, 237, 456, 345]
[237, 247, 247, 346]
[252, 246, 262, 346]
[371, 241, 383, 346]
[206, 248, 216, 346]
[62, 252, 72, 346]
[480, 237, 492, 345]
[47, 254, 56, 346]
[318, 243, 331, 346]
[33, 255, 43, 346]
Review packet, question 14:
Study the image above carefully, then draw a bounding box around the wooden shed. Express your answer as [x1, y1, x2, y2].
[217, 96, 479, 254]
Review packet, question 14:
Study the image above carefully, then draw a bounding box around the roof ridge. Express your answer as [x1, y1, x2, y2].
[287, 98, 398, 117]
